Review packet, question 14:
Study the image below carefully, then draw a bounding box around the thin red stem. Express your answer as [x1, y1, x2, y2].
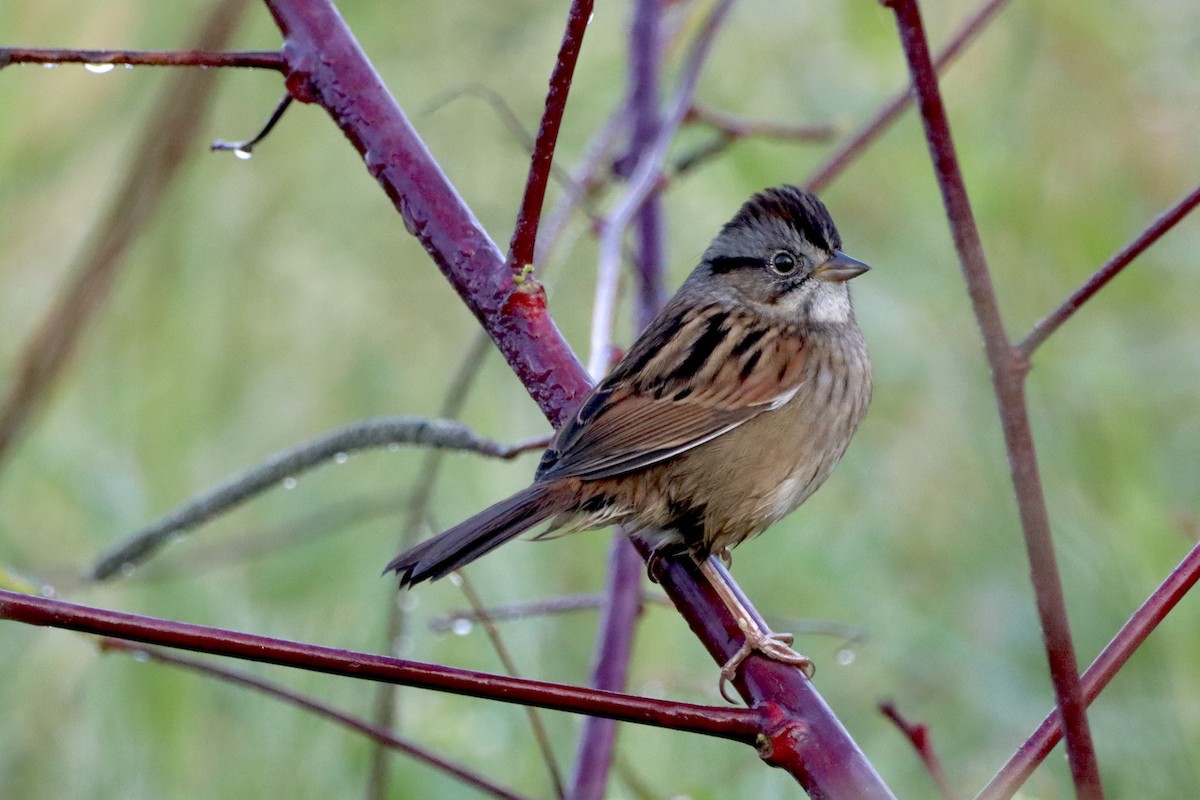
[1019, 183, 1200, 357]
[0, 47, 284, 71]
[977, 539, 1200, 800]
[805, 0, 1011, 194]
[507, 0, 595, 273]
[883, 1, 1103, 796]
[0, 590, 760, 741]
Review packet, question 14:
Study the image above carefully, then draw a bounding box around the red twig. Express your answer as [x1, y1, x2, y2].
[506, 0, 595, 273]
[883, 0, 1103, 796]
[805, 0, 1011, 194]
[1019, 183, 1200, 357]
[0, 47, 284, 71]
[880, 701, 956, 800]
[0, 590, 760, 740]
[977, 539, 1200, 800]
[100, 639, 535, 800]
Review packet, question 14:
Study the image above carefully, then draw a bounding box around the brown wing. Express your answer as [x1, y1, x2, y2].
[536, 303, 808, 482]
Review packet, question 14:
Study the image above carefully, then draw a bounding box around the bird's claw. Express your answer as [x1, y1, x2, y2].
[717, 627, 814, 703]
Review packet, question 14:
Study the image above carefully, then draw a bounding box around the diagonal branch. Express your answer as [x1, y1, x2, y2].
[89, 416, 548, 581]
[1018, 183, 1200, 357]
[977, 538, 1200, 799]
[805, 0, 1012, 194]
[883, 0, 1103, 796]
[0, 0, 254, 473]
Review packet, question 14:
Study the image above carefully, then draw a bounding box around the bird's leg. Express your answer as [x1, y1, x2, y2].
[697, 557, 814, 702]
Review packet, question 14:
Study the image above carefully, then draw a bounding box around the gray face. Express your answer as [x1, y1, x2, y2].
[684, 187, 856, 326]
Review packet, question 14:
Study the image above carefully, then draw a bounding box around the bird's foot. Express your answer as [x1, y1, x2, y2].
[718, 623, 814, 703]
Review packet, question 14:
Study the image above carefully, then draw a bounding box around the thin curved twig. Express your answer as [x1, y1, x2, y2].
[89, 417, 549, 581]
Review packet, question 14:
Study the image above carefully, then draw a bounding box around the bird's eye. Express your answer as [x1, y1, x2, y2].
[769, 251, 797, 275]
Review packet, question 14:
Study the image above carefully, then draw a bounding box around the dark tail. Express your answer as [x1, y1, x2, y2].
[385, 483, 562, 588]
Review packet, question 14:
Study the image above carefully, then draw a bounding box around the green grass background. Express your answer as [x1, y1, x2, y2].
[2, 0, 1200, 797]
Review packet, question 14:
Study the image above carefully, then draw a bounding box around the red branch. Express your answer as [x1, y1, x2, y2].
[0, 590, 759, 741]
[0, 47, 284, 71]
[883, 0, 1103, 796]
[1019, 183, 1200, 356]
[978, 539, 1200, 800]
[805, 0, 1011, 194]
[506, 0, 595, 273]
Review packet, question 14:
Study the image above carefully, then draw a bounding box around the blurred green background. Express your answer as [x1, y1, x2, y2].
[2, 0, 1200, 797]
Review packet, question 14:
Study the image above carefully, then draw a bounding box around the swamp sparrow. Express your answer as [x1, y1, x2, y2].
[388, 185, 872, 688]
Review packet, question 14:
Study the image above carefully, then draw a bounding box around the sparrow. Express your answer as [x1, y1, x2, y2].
[387, 185, 872, 690]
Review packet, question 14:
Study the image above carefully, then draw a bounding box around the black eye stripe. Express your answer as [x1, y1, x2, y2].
[710, 256, 767, 274]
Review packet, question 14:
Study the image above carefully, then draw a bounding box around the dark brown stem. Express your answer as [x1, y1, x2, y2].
[507, 0, 595, 273]
[880, 702, 956, 800]
[265, 0, 594, 429]
[0, 590, 762, 741]
[883, 0, 1103, 796]
[1018, 183, 1200, 357]
[0, 47, 285, 71]
[805, 0, 1012, 194]
[977, 539, 1200, 800]
[101, 640, 535, 800]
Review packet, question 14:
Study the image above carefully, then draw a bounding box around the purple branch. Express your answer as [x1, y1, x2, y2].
[506, 0, 595, 272]
[102, 640, 535, 800]
[1019, 183, 1200, 357]
[883, 0, 1103, 796]
[0, 590, 761, 740]
[805, 0, 1012, 194]
[978, 539, 1200, 799]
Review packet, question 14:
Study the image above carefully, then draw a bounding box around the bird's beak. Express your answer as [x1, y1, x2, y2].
[814, 250, 871, 282]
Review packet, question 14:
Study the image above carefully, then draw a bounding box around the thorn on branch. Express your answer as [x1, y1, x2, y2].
[212, 94, 295, 157]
